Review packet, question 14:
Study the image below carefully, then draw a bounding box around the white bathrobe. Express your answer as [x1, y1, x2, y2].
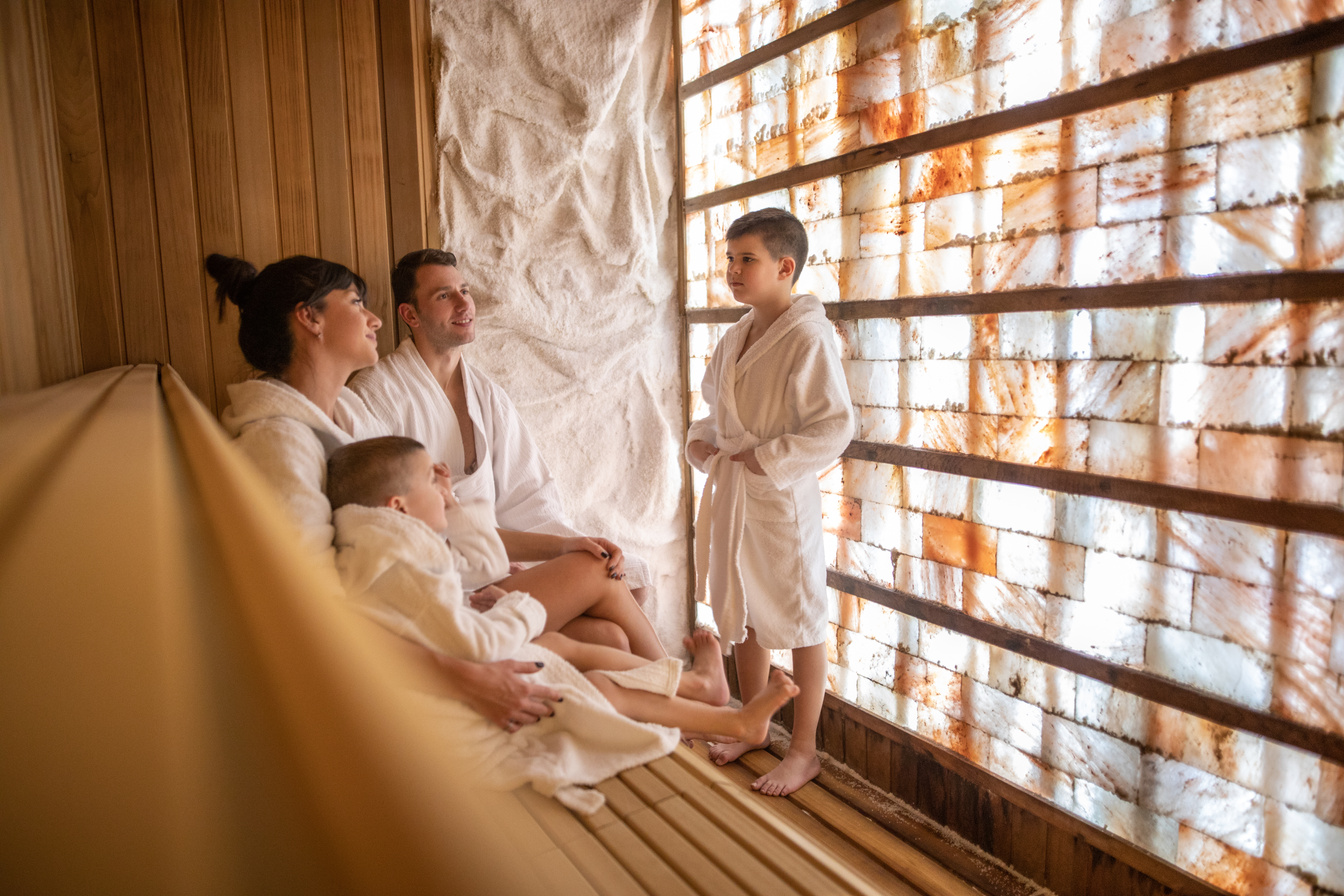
[332, 501, 681, 812]
[686, 295, 853, 651]
[351, 340, 652, 591]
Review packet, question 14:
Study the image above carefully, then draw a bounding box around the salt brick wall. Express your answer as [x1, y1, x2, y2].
[682, 0, 1344, 892]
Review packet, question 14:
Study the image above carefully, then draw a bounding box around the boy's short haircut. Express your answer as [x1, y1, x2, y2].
[327, 436, 428, 510]
[391, 248, 459, 310]
[726, 208, 808, 284]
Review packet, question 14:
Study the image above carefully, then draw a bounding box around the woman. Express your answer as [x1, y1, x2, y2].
[208, 253, 665, 727]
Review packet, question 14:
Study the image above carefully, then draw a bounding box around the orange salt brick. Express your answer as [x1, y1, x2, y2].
[1089, 419, 1198, 486]
[924, 188, 1004, 248]
[970, 359, 1059, 417]
[1097, 147, 1217, 225]
[920, 661, 964, 720]
[1064, 95, 1169, 169]
[1318, 760, 1344, 827]
[837, 50, 902, 115]
[861, 204, 923, 257]
[1198, 430, 1344, 504]
[1172, 59, 1311, 149]
[1224, 0, 1344, 45]
[1192, 576, 1334, 668]
[754, 130, 801, 178]
[975, 0, 1064, 68]
[971, 314, 999, 358]
[916, 703, 984, 761]
[893, 654, 930, 696]
[1099, 0, 1222, 80]
[801, 113, 861, 164]
[859, 91, 926, 146]
[1272, 656, 1344, 735]
[834, 590, 859, 631]
[997, 415, 1089, 470]
[1177, 825, 1312, 896]
[915, 19, 975, 88]
[822, 493, 861, 540]
[973, 233, 1063, 291]
[902, 409, 997, 456]
[1002, 168, 1098, 236]
[903, 144, 973, 203]
[924, 515, 999, 577]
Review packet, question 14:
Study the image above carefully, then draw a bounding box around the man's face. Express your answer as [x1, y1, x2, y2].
[408, 264, 474, 351]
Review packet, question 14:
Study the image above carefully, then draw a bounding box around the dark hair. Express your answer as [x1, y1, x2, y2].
[206, 253, 367, 376]
[326, 436, 427, 511]
[726, 208, 809, 284]
[391, 249, 459, 310]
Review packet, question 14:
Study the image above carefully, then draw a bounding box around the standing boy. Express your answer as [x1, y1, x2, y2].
[687, 208, 853, 796]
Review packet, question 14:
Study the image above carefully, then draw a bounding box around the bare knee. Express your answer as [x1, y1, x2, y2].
[562, 617, 629, 652]
[533, 631, 571, 654]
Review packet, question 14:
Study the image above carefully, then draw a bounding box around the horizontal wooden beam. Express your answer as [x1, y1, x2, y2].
[679, 0, 900, 100]
[845, 441, 1344, 539]
[828, 569, 1344, 764]
[684, 15, 1344, 212]
[684, 271, 1344, 324]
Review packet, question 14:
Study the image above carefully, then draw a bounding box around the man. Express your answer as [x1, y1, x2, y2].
[350, 249, 654, 607]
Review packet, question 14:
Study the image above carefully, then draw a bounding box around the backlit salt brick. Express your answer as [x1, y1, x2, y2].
[1097, 147, 1217, 224]
[903, 358, 970, 410]
[1043, 714, 1142, 801]
[1220, 129, 1307, 212]
[917, 702, 985, 759]
[711, 74, 752, 119]
[1148, 625, 1274, 708]
[1064, 95, 1170, 169]
[806, 214, 852, 264]
[1318, 758, 1344, 825]
[923, 0, 977, 28]
[1060, 219, 1165, 285]
[1177, 824, 1311, 896]
[837, 537, 895, 587]
[1264, 799, 1344, 892]
[1223, 0, 1332, 45]
[1157, 511, 1285, 589]
[1284, 532, 1344, 600]
[964, 571, 1049, 636]
[1000, 532, 1085, 597]
[964, 677, 1044, 756]
[798, 261, 840, 301]
[1159, 363, 1290, 430]
[1164, 205, 1305, 276]
[844, 458, 904, 505]
[746, 3, 786, 53]
[998, 416, 1090, 469]
[1099, 0, 1222, 79]
[859, 595, 919, 651]
[899, 409, 998, 456]
[1085, 549, 1193, 625]
[792, 177, 843, 222]
[978, 0, 1066, 67]
[919, 620, 991, 678]
[1260, 740, 1325, 813]
[924, 70, 975, 128]
[1314, 47, 1344, 122]
[860, 92, 927, 146]
[1088, 419, 1199, 485]
[859, 405, 901, 441]
[973, 232, 1063, 290]
[856, 317, 902, 360]
[1172, 59, 1311, 148]
[1075, 676, 1157, 742]
[1192, 577, 1333, 668]
[1141, 753, 1267, 856]
[827, 657, 858, 698]
[1204, 298, 1344, 366]
[842, 161, 901, 214]
[840, 256, 899, 302]
[856, 674, 900, 719]
[1047, 595, 1146, 661]
[1003, 45, 1064, 107]
[1198, 429, 1343, 504]
[973, 478, 1056, 537]
[986, 647, 1076, 714]
[905, 468, 974, 518]
[1075, 780, 1180, 861]
[1060, 360, 1160, 422]
[797, 76, 840, 131]
[925, 189, 1004, 248]
[831, 319, 858, 360]
[861, 204, 925, 257]
[969, 359, 1060, 416]
[831, 587, 855, 628]
[923, 514, 998, 575]
[1304, 199, 1344, 268]
[895, 554, 964, 607]
[903, 145, 974, 203]
[1271, 656, 1344, 736]
[857, 0, 918, 61]
[913, 19, 975, 89]
[919, 660, 964, 720]
[843, 359, 900, 407]
[1091, 305, 1205, 362]
[1333, 601, 1344, 675]
[747, 93, 789, 143]
[836, 628, 897, 687]
[1147, 710, 1269, 801]
[985, 736, 1075, 804]
[902, 315, 974, 359]
[862, 502, 923, 556]
[1003, 168, 1098, 237]
[823, 494, 862, 541]
[1303, 121, 1344, 196]
[1056, 492, 1158, 559]
[971, 123, 1063, 190]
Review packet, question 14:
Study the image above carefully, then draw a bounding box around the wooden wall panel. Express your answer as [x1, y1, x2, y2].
[305, 0, 358, 271]
[265, 0, 320, 257]
[222, 0, 282, 268]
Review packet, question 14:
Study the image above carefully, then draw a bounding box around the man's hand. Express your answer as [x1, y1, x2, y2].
[469, 584, 507, 612]
[688, 440, 719, 465]
[729, 448, 765, 475]
[559, 536, 626, 580]
[446, 657, 562, 732]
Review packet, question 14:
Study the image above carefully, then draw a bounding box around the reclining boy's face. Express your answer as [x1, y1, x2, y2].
[389, 448, 452, 532]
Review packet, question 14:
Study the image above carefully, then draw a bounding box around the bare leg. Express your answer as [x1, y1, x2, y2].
[533, 631, 729, 706]
[680, 629, 730, 706]
[587, 668, 798, 744]
[558, 617, 629, 652]
[499, 552, 664, 660]
[752, 642, 825, 797]
[707, 627, 772, 765]
[631, 586, 651, 607]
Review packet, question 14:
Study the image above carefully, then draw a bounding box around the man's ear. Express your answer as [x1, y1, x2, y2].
[397, 302, 419, 330]
[294, 303, 323, 336]
[777, 256, 796, 282]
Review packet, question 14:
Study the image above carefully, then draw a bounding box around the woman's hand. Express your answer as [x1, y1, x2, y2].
[469, 584, 507, 612]
[443, 656, 563, 732]
[688, 440, 719, 465]
[729, 448, 765, 475]
[558, 536, 626, 579]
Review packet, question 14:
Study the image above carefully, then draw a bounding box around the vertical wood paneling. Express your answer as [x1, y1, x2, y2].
[182, 0, 248, 412]
[264, 0, 319, 256]
[91, 0, 167, 364]
[304, 0, 356, 269]
[221, 0, 281, 267]
[46, 0, 123, 372]
[139, 0, 213, 403]
[380, 0, 429, 266]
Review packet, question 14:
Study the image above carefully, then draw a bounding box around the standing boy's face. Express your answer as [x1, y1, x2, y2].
[395, 449, 453, 532]
[725, 233, 794, 306]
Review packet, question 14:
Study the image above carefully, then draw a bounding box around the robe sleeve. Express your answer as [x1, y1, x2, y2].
[441, 499, 510, 591]
[482, 381, 576, 532]
[752, 322, 854, 489]
[685, 339, 724, 472]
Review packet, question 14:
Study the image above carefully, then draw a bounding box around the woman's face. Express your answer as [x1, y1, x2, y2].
[315, 288, 381, 370]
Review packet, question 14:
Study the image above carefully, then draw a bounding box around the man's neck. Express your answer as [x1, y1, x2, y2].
[413, 336, 466, 392]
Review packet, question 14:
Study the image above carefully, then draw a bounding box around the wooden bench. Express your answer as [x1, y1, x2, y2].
[0, 365, 996, 895]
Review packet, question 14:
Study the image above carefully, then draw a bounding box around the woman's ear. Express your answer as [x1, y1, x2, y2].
[294, 303, 323, 337]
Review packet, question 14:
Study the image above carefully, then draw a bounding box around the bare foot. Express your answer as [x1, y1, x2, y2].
[751, 748, 820, 797]
[709, 670, 797, 765]
[708, 738, 766, 766]
[680, 629, 730, 706]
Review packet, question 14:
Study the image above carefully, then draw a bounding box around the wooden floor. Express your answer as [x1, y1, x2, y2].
[507, 744, 1036, 896]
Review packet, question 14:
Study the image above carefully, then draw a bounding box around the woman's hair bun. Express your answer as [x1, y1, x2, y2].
[205, 254, 259, 319]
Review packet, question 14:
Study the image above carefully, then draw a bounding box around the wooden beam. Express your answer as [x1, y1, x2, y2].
[684, 15, 1344, 212]
[827, 569, 1344, 764]
[685, 271, 1344, 324]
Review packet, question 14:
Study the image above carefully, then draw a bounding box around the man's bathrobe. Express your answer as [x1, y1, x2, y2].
[332, 502, 680, 812]
[351, 340, 652, 591]
[686, 295, 853, 651]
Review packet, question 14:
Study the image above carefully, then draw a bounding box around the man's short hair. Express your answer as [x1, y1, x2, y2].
[726, 208, 809, 284]
[391, 249, 459, 310]
[327, 436, 427, 510]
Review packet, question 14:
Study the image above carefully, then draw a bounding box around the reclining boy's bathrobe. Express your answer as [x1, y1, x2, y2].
[352, 340, 652, 591]
[333, 501, 679, 813]
[686, 295, 853, 651]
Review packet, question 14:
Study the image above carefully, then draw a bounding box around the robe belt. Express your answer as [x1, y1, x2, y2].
[693, 434, 760, 649]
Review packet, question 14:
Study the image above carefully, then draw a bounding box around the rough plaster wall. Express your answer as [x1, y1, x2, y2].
[431, 0, 688, 651]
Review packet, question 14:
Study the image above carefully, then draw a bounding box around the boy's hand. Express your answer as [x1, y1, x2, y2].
[730, 448, 765, 475]
[688, 440, 719, 465]
[469, 584, 507, 612]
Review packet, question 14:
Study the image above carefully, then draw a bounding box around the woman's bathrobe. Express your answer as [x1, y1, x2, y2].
[686, 295, 853, 651]
[351, 340, 652, 591]
[332, 502, 680, 812]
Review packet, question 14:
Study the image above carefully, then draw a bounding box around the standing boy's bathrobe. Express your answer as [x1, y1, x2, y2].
[686, 295, 853, 651]
[351, 340, 652, 591]
[333, 501, 680, 812]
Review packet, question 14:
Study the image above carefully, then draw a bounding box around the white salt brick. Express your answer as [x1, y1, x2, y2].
[1159, 364, 1290, 430]
[973, 233, 1063, 291]
[916, 702, 987, 759]
[1043, 714, 1142, 801]
[845, 459, 903, 505]
[1146, 626, 1273, 709]
[842, 162, 901, 214]
[919, 621, 990, 679]
[905, 468, 973, 518]
[998, 531, 1084, 598]
[895, 555, 963, 607]
[1061, 220, 1165, 286]
[1097, 147, 1217, 225]
[843, 359, 900, 407]
[972, 479, 1055, 538]
[1191, 575, 1333, 669]
[1002, 44, 1062, 107]
[1049, 596, 1147, 664]
[827, 659, 860, 702]
[1163, 206, 1304, 277]
[861, 502, 922, 556]
[1284, 532, 1344, 600]
[1074, 779, 1179, 861]
[901, 245, 973, 296]
[1305, 199, 1344, 269]
[998, 310, 1092, 360]
[856, 673, 900, 720]
[985, 736, 1075, 806]
[1303, 121, 1344, 196]
[840, 256, 899, 303]
[1264, 800, 1344, 892]
[1314, 47, 1344, 123]
[902, 316, 974, 359]
[971, 122, 1062, 190]
[902, 359, 970, 410]
[1060, 360, 1161, 423]
[964, 678, 1043, 757]
[856, 317, 903, 360]
[859, 406, 901, 441]
[1084, 550, 1193, 625]
[1141, 753, 1266, 857]
[1157, 512, 1285, 589]
[970, 360, 1060, 417]
[1091, 306, 1205, 362]
[1177, 824, 1314, 896]
[858, 598, 918, 653]
[1219, 129, 1306, 210]
[1292, 368, 1344, 437]
[1260, 741, 1324, 813]
[836, 628, 897, 688]
[1087, 419, 1199, 487]
[1335, 600, 1344, 674]
[965, 572, 1049, 637]
[1066, 95, 1170, 168]
[838, 538, 895, 587]
[924, 189, 1004, 249]
[1055, 493, 1158, 560]
[1075, 676, 1156, 742]
[986, 647, 1076, 715]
